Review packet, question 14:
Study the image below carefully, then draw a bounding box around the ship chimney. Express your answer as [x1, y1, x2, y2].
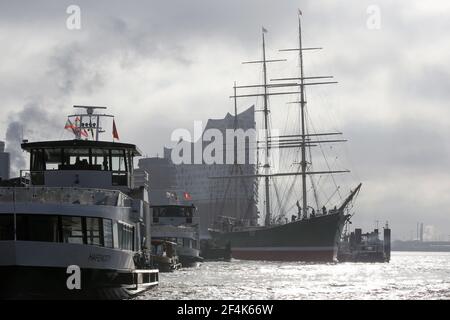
[0, 141, 10, 181]
[355, 228, 362, 244]
[416, 222, 419, 241]
[384, 222, 391, 262]
[420, 223, 424, 242]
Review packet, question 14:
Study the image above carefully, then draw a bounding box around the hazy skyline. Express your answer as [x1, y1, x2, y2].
[0, 0, 449, 240]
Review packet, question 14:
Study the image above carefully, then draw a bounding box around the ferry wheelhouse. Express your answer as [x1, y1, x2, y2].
[0, 106, 158, 299]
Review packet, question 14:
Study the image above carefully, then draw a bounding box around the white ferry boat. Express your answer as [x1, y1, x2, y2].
[0, 106, 158, 299]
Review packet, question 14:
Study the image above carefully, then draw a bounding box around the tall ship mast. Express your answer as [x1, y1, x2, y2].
[210, 12, 362, 262]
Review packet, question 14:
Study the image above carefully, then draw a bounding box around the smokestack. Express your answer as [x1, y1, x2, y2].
[420, 223, 424, 242]
[416, 222, 419, 241]
[384, 222, 391, 262]
[355, 228, 362, 244]
[0, 141, 10, 181]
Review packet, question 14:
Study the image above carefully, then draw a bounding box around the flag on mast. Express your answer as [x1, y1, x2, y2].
[262, 26, 268, 33]
[65, 118, 88, 138]
[112, 119, 119, 140]
[88, 118, 95, 139]
[64, 119, 76, 135]
[75, 116, 88, 138]
[298, 9, 303, 16]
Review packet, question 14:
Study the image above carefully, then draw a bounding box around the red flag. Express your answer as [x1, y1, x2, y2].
[183, 192, 192, 201]
[112, 119, 119, 140]
[65, 119, 75, 131]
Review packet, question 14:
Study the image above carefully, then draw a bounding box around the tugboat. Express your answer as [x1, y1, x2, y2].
[150, 196, 203, 267]
[0, 106, 158, 299]
[338, 223, 391, 263]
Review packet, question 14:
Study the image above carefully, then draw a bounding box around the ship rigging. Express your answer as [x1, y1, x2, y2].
[213, 11, 358, 226]
[208, 12, 362, 262]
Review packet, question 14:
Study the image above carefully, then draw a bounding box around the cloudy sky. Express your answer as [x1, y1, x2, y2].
[0, 0, 449, 240]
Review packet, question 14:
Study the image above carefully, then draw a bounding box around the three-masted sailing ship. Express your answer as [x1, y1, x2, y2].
[209, 12, 362, 262]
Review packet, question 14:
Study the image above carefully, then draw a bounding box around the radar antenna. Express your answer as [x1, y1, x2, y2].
[69, 105, 114, 141]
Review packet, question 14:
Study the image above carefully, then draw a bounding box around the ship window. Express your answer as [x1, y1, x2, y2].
[86, 217, 102, 246]
[183, 238, 192, 248]
[111, 149, 128, 186]
[186, 207, 194, 223]
[69, 155, 90, 169]
[31, 149, 45, 171]
[153, 206, 194, 218]
[0, 214, 14, 240]
[8, 214, 116, 248]
[44, 148, 63, 170]
[111, 150, 127, 172]
[46, 163, 59, 170]
[152, 207, 160, 223]
[16, 214, 60, 242]
[92, 149, 110, 171]
[60, 148, 100, 170]
[103, 219, 113, 248]
[127, 151, 134, 174]
[61, 216, 84, 244]
[118, 222, 134, 251]
[152, 243, 164, 256]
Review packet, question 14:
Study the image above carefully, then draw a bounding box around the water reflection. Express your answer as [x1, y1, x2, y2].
[137, 252, 450, 300]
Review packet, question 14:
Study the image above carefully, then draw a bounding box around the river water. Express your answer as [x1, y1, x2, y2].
[137, 252, 450, 300]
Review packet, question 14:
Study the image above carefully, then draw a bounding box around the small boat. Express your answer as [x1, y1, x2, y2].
[151, 239, 181, 272]
[338, 223, 391, 263]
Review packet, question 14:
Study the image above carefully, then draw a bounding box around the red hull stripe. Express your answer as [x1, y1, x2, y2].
[231, 247, 337, 262]
[234, 246, 335, 252]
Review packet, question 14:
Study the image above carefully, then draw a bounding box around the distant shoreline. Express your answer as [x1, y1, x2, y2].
[392, 240, 450, 252]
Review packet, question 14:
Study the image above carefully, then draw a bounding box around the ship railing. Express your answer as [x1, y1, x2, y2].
[20, 170, 46, 186]
[0, 186, 132, 207]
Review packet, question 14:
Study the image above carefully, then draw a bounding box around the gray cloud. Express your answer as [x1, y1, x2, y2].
[345, 119, 449, 175]
[5, 101, 61, 176]
[396, 65, 450, 103]
[48, 43, 106, 95]
[5, 121, 26, 175]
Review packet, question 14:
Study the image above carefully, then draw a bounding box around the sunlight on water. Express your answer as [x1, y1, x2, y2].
[136, 252, 450, 300]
